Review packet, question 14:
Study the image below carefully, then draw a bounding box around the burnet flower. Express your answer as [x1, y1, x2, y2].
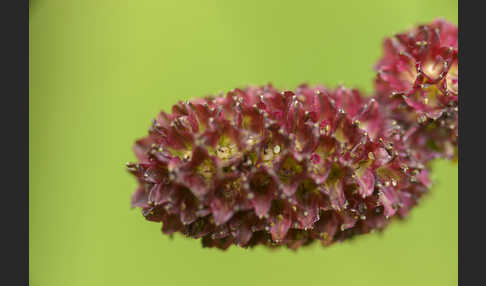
[374, 19, 458, 161]
[126, 19, 457, 250]
[127, 85, 431, 249]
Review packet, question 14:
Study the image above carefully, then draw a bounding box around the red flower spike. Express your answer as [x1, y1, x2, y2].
[127, 83, 433, 250]
[374, 19, 458, 161]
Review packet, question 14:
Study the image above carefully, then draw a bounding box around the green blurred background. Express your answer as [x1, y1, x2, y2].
[29, 1, 457, 285]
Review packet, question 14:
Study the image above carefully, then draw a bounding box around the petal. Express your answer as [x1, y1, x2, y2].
[229, 217, 254, 246]
[314, 211, 339, 245]
[210, 198, 235, 225]
[355, 167, 375, 198]
[148, 183, 172, 205]
[323, 179, 347, 211]
[184, 218, 213, 238]
[296, 205, 319, 230]
[270, 214, 291, 242]
[252, 193, 273, 218]
[397, 191, 416, 218]
[379, 187, 400, 218]
[131, 185, 149, 208]
[338, 212, 357, 231]
[161, 214, 183, 235]
[133, 137, 156, 161]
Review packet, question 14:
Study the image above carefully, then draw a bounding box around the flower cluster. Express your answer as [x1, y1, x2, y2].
[126, 19, 457, 250]
[375, 19, 458, 161]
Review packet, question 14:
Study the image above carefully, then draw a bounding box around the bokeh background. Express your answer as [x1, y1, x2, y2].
[29, 1, 458, 285]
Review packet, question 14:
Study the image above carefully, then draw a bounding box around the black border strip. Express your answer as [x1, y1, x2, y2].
[2, 1, 29, 284]
[458, 1, 483, 285]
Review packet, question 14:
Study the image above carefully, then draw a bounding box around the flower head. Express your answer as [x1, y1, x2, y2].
[374, 19, 458, 160]
[127, 84, 431, 249]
